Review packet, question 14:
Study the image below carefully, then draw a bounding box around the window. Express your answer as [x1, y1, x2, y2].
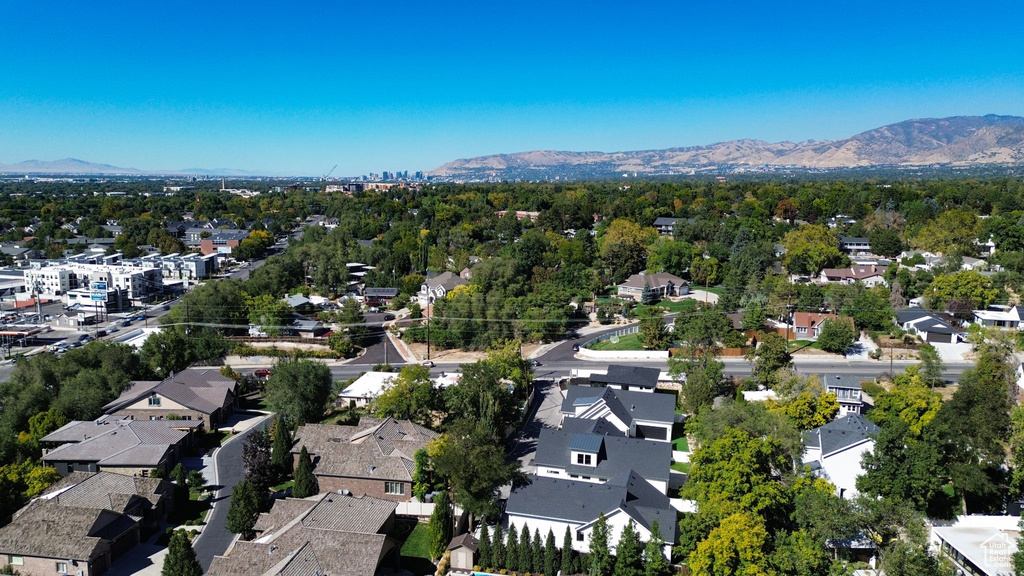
[576, 453, 592, 465]
[56, 562, 68, 573]
[384, 481, 405, 495]
[148, 396, 161, 407]
[576, 531, 584, 542]
[10, 556, 22, 566]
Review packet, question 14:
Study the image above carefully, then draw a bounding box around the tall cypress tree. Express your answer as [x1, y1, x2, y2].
[479, 523, 492, 570]
[532, 529, 543, 573]
[270, 416, 293, 480]
[642, 521, 668, 576]
[428, 491, 453, 560]
[519, 524, 532, 573]
[292, 445, 319, 498]
[506, 523, 519, 572]
[492, 523, 505, 570]
[225, 479, 260, 540]
[544, 529, 557, 576]
[612, 521, 642, 576]
[589, 513, 611, 576]
[162, 529, 202, 576]
[561, 526, 575, 575]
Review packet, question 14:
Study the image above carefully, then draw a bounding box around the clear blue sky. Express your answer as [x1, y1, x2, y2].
[2, 1, 1022, 176]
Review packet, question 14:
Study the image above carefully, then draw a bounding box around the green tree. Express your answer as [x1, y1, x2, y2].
[857, 419, 945, 513]
[338, 297, 371, 346]
[428, 490, 453, 560]
[639, 308, 671, 350]
[161, 530, 203, 576]
[544, 529, 558, 576]
[923, 270, 998, 310]
[869, 366, 942, 437]
[292, 446, 319, 498]
[170, 463, 187, 486]
[742, 304, 767, 332]
[816, 319, 857, 354]
[562, 525, 576, 575]
[590, 513, 613, 576]
[911, 208, 980, 255]
[647, 239, 695, 277]
[613, 521, 643, 576]
[371, 365, 439, 427]
[599, 219, 658, 283]
[479, 523, 492, 570]
[688, 512, 775, 576]
[244, 293, 293, 336]
[768, 391, 839, 430]
[187, 470, 205, 490]
[690, 257, 722, 286]
[917, 344, 945, 388]
[506, 523, 519, 572]
[642, 521, 669, 576]
[265, 359, 333, 425]
[519, 524, 532, 573]
[869, 228, 904, 258]
[782, 225, 846, 276]
[429, 419, 521, 519]
[748, 332, 792, 388]
[270, 416, 294, 480]
[225, 479, 261, 540]
[492, 523, 506, 570]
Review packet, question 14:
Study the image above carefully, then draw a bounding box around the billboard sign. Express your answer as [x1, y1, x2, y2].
[91, 281, 107, 291]
[90, 291, 106, 301]
[217, 246, 233, 254]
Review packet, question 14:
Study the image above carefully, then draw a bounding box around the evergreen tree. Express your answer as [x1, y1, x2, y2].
[270, 416, 293, 480]
[428, 491, 454, 560]
[292, 446, 318, 498]
[642, 522, 669, 576]
[479, 523, 492, 570]
[544, 529, 558, 576]
[612, 521, 642, 576]
[170, 463, 187, 486]
[506, 523, 519, 572]
[225, 479, 261, 540]
[161, 530, 202, 576]
[492, 523, 506, 570]
[589, 513, 612, 576]
[562, 526, 576, 575]
[532, 529, 543, 573]
[519, 524, 532, 573]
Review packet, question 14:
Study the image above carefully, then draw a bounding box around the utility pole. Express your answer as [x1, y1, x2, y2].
[426, 306, 431, 361]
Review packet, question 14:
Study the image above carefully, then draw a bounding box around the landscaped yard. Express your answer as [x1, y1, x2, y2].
[400, 522, 431, 559]
[788, 339, 820, 352]
[396, 519, 435, 575]
[590, 333, 645, 351]
[672, 436, 689, 452]
[671, 461, 691, 473]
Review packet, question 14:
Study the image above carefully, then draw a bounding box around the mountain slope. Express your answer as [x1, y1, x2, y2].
[430, 115, 1024, 177]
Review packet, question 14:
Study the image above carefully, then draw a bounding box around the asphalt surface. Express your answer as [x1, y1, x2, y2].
[192, 413, 273, 570]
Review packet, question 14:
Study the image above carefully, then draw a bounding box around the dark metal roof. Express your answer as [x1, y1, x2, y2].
[568, 433, 604, 453]
[537, 429, 670, 481]
[590, 365, 660, 389]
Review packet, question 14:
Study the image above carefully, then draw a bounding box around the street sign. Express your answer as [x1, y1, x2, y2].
[90, 281, 107, 291]
[90, 291, 106, 301]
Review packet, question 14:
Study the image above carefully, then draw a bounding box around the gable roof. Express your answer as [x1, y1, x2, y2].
[536, 429, 671, 482]
[506, 472, 676, 543]
[618, 272, 686, 290]
[104, 368, 237, 415]
[41, 420, 187, 468]
[425, 271, 467, 291]
[293, 418, 438, 482]
[37, 471, 175, 515]
[895, 308, 957, 335]
[559, 417, 626, 438]
[815, 373, 867, 392]
[41, 415, 200, 444]
[589, 365, 660, 389]
[804, 413, 879, 457]
[562, 386, 674, 426]
[820, 266, 887, 280]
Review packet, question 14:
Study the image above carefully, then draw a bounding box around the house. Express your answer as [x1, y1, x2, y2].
[199, 230, 249, 255]
[447, 533, 479, 572]
[960, 256, 988, 271]
[818, 266, 888, 287]
[282, 294, 314, 311]
[587, 364, 660, 392]
[895, 308, 959, 344]
[363, 287, 399, 307]
[207, 493, 400, 576]
[931, 515, 1019, 576]
[791, 312, 854, 340]
[560, 386, 675, 442]
[652, 217, 680, 236]
[973, 305, 1022, 330]
[292, 418, 438, 502]
[0, 472, 176, 576]
[417, 271, 467, 306]
[802, 414, 879, 499]
[616, 272, 689, 301]
[534, 429, 672, 494]
[103, 369, 239, 429]
[815, 374, 866, 416]
[337, 371, 398, 407]
[505, 471, 675, 558]
[839, 237, 872, 255]
[40, 418, 197, 477]
[291, 318, 328, 338]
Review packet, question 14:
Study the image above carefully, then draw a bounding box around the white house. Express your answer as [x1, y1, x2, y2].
[803, 414, 879, 499]
[818, 266, 888, 287]
[815, 374, 866, 416]
[505, 471, 675, 559]
[417, 271, 467, 306]
[931, 515, 1019, 576]
[534, 429, 672, 494]
[560, 386, 675, 442]
[973, 305, 1022, 330]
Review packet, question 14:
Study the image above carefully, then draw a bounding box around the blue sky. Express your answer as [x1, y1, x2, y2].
[1, 1, 1022, 176]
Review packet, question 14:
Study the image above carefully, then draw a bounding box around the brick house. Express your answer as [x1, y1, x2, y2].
[103, 369, 239, 429]
[291, 418, 438, 502]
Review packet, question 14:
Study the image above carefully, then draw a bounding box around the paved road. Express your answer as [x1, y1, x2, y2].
[192, 413, 273, 570]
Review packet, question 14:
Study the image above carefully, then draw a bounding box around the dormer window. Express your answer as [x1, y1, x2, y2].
[148, 396, 161, 407]
[576, 453, 592, 465]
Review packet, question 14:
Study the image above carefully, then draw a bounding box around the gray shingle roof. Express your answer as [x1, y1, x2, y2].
[506, 471, 676, 543]
[41, 420, 187, 468]
[293, 418, 438, 483]
[536, 429, 670, 482]
[804, 413, 879, 456]
[561, 386, 674, 426]
[39, 472, 173, 514]
[590, 365, 660, 389]
[559, 417, 626, 438]
[815, 374, 866, 391]
[104, 369, 236, 415]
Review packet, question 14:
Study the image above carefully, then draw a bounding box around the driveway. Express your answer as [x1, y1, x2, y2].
[508, 378, 564, 477]
[845, 333, 879, 360]
[192, 413, 273, 570]
[929, 341, 972, 362]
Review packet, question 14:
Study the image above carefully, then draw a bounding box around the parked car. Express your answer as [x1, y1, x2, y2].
[121, 319, 133, 327]
[254, 368, 272, 377]
[530, 359, 541, 367]
[421, 360, 435, 368]
[572, 344, 580, 352]
[383, 314, 395, 321]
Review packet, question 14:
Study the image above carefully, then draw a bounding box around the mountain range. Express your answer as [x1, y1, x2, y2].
[430, 115, 1024, 179]
[0, 158, 267, 177]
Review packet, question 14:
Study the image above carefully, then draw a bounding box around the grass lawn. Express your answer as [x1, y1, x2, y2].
[590, 333, 644, 351]
[788, 339, 821, 352]
[671, 461, 691, 473]
[272, 480, 294, 493]
[396, 520, 436, 574]
[704, 286, 724, 296]
[400, 522, 432, 559]
[672, 436, 689, 452]
[657, 299, 698, 313]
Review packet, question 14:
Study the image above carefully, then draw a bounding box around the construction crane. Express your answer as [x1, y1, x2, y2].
[321, 164, 338, 181]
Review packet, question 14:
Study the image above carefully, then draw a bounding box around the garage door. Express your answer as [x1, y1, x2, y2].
[924, 331, 953, 344]
[636, 425, 668, 441]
